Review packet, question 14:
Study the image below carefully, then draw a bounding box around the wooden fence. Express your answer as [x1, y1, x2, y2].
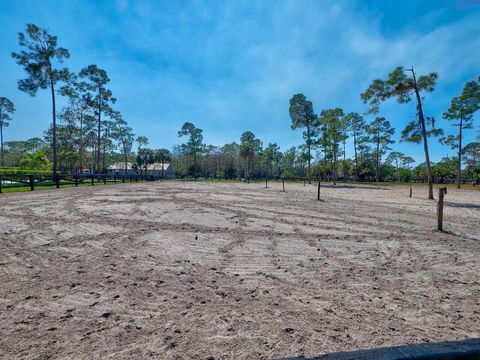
[0, 173, 165, 193]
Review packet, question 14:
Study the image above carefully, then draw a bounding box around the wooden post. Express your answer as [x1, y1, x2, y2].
[74, 174, 78, 187]
[29, 175, 34, 191]
[265, 178, 268, 188]
[91, 175, 95, 186]
[282, 179, 285, 192]
[55, 174, 60, 189]
[437, 187, 447, 231]
[409, 182, 412, 198]
[317, 175, 321, 201]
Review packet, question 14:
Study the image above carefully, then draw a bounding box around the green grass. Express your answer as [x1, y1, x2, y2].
[0, 179, 127, 194]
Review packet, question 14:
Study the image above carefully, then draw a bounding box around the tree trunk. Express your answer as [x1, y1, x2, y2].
[162, 157, 165, 180]
[457, 117, 463, 189]
[411, 68, 434, 199]
[102, 133, 106, 172]
[193, 148, 197, 180]
[474, 145, 478, 166]
[97, 88, 102, 174]
[375, 135, 380, 183]
[473, 143, 477, 166]
[92, 148, 95, 173]
[395, 159, 399, 182]
[124, 147, 128, 176]
[333, 149, 337, 185]
[0, 123, 3, 167]
[353, 130, 358, 181]
[50, 79, 57, 176]
[307, 121, 311, 184]
[79, 111, 84, 174]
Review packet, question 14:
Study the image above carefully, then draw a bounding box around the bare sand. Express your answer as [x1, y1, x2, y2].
[0, 181, 479, 359]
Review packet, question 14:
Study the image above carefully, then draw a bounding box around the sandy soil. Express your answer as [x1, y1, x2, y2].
[0, 181, 479, 359]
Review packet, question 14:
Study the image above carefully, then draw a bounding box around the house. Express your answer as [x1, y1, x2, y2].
[107, 162, 174, 178]
[144, 162, 174, 178]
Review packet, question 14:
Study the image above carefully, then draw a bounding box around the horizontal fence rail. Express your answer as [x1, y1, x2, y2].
[0, 173, 170, 193]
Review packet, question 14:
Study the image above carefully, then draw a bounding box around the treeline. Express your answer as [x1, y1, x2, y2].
[1, 24, 479, 196]
[3, 126, 477, 186]
[1, 24, 137, 176]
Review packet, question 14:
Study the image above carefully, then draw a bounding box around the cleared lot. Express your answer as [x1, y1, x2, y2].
[0, 181, 479, 359]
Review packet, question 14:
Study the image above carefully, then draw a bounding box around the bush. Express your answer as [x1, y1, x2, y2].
[19, 151, 52, 170]
[0, 167, 53, 176]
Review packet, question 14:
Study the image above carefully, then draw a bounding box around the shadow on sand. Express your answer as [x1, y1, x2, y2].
[446, 202, 480, 210]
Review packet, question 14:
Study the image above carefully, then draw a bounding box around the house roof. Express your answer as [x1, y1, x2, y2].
[108, 162, 171, 171]
[146, 163, 171, 171]
[108, 162, 133, 170]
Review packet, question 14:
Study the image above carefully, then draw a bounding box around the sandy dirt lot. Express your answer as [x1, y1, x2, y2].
[0, 181, 479, 359]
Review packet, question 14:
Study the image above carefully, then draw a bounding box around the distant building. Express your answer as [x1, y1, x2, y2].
[107, 162, 174, 178]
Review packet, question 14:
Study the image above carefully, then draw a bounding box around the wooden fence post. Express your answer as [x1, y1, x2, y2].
[282, 179, 285, 192]
[437, 187, 447, 231]
[317, 177, 321, 201]
[409, 182, 412, 198]
[265, 178, 268, 188]
[317, 179, 320, 200]
[91, 175, 95, 186]
[29, 175, 35, 191]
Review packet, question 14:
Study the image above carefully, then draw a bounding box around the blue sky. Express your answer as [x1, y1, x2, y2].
[1, 0, 479, 163]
